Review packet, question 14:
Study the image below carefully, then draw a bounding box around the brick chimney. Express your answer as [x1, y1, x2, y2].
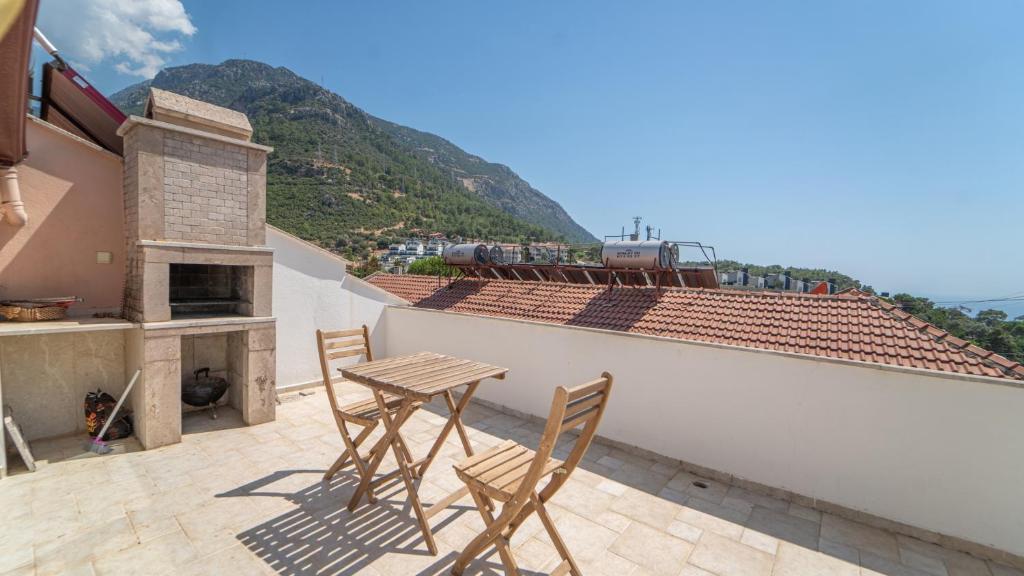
[116, 89, 276, 449]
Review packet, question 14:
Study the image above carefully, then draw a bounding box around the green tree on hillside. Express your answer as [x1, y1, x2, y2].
[406, 256, 454, 276]
[888, 294, 1023, 364]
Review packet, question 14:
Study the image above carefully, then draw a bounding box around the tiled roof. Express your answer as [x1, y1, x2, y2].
[367, 274, 1024, 382]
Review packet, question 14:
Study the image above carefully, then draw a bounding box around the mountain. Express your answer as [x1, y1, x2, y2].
[110, 60, 597, 259]
[370, 118, 596, 244]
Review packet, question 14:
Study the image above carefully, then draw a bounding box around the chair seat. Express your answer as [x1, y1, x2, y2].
[454, 440, 565, 502]
[337, 393, 404, 425]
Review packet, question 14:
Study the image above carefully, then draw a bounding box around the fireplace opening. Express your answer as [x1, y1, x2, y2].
[169, 264, 254, 318]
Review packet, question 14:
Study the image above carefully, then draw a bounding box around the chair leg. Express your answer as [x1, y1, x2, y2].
[452, 502, 518, 575]
[532, 492, 581, 576]
[323, 421, 378, 481]
[468, 487, 519, 575]
[332, 420, 379, 503]
[500, 500, 538, 541]
[351, 422, 377, 460]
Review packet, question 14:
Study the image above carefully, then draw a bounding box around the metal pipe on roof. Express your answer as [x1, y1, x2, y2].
[32, 26, 66, 69]
[1, 167, 27, 226]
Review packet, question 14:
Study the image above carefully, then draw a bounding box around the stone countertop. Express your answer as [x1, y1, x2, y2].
[0, 317, 136, 337]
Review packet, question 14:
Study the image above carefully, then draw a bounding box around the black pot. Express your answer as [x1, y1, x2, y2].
[182, 367, 228, 407]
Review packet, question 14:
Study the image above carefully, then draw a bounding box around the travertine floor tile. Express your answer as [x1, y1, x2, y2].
[33, 517, 137, 576]
[821, 513, 901, 561]
[745, 506, 820, 549]
[609, 521, 693, 576]
[610, 487, 680, 531]
[773, 541, 859, 576]
[92, 530, 198, 576]
[899, 546, 950, 576]
[675, 499, 746, 540]
[667, 520, 704, 543]
[990, 563, 1024, 576]
[5, 391, 1016, 576]
[861, 551, 937, 576]
[679, 564, 717, 576]
[740, 528, 780, 555]
[688, 531, 773, 576]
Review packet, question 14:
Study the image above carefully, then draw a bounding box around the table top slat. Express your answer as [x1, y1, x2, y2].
[364, 357, 472, 383]
[410, 365, 508, 394]
[378, 359, 479, 387]
[345, 352, 440, 376]
[341, 352, 507, 400]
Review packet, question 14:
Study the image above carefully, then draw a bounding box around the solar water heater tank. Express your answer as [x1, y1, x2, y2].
[601, 240, 676, 270]
[443, 243, 490, 266]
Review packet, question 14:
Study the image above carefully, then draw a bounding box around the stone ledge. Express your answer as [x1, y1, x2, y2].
[137, 240, 274, 253]
[0, 317, 135, 337]
[117, 115, 273, 153]
[140, 316, 275, 339]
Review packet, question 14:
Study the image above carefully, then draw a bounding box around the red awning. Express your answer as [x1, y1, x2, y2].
[40, 63, 127, 155]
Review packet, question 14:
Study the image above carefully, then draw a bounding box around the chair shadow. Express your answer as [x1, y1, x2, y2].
[216, 468, 509, 575]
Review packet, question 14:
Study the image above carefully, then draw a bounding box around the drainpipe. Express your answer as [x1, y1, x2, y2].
[1, 167, 28, 226]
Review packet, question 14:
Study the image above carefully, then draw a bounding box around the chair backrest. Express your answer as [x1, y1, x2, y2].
[511, 372, 613, 506]
[315, 325, 373, 413]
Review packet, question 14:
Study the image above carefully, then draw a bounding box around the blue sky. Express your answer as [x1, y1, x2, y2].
[36, 0, 1023, 311]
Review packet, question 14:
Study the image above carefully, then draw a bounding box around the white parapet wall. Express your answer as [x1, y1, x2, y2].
[268, 227, 407, 389]
[377, 305, 1024, 557]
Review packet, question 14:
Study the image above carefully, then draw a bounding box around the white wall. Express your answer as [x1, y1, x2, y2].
[378, 305, 1024, 557]
[268, 227, 406, 388]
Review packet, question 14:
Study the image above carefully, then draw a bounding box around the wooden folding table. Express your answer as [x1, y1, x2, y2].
[340, 351, 508, 554]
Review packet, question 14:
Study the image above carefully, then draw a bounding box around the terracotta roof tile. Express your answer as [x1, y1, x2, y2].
[366, 274, 1024, 382]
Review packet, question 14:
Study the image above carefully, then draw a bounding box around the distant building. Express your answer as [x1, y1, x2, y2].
[426, 237, 448, 256]
[405, 239, 425, 256]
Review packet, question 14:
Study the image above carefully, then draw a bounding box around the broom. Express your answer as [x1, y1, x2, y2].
[85, 369, 140, 455]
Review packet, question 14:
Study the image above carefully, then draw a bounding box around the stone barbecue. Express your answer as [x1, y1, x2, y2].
[116, 89, 276, 449]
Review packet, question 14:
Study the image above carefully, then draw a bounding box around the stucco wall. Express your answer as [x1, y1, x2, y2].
[0, 330, 127, 441]
[378, 305, 1024, 557]
[268, 227, 405, 388]
[0, 118, 124, 316]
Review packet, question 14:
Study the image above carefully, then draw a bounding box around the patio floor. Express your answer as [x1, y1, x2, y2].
[2, 384, 1018, 576]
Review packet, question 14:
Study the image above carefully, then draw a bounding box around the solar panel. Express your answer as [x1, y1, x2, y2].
[449, 263, 720, 291]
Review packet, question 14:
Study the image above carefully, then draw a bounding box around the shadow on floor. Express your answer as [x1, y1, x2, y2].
[182, 405, 247, 436]
[216, 468, 532, 576]
[218, 390, 980, 576]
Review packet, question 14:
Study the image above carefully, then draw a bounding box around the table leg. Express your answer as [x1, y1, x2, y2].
[445, 390, 474, 457]
[374, 390, 418, 477]
[417, 381, 479, 477]
[395, 436, 438, 555]
[368, 391, 439, 555]
[347, 396, 417, 512]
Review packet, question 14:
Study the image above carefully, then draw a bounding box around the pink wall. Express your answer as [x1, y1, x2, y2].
[0, 117, 124, 315]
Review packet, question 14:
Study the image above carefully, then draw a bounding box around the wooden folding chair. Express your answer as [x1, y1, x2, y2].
[450, 372, 614, 576]
[316, 326, 409, 495]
